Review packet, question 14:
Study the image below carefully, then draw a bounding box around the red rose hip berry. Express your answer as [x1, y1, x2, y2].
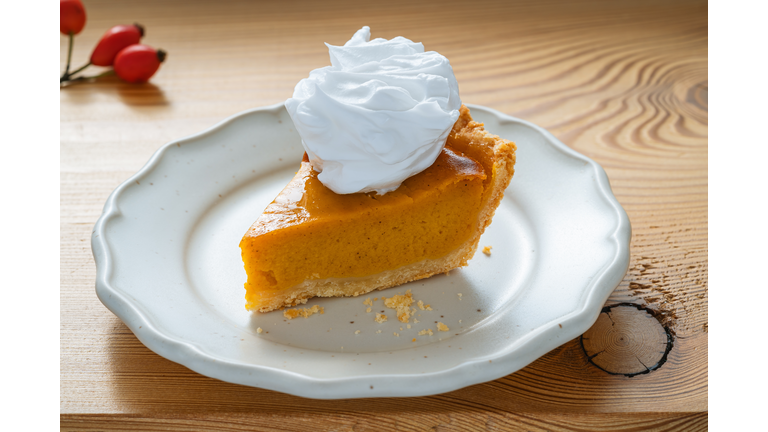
[114, 45, 167, 83]
[60, 0, 86, 35]
[91, 24, 145, 66]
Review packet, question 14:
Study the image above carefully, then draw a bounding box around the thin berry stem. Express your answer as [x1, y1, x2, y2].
[61, 70, 116, 86]
[61, 62, 92, 82]
[61, 31, 74, 80]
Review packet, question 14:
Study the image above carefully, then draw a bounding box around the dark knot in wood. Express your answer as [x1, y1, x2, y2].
[581, 303, 673, 377]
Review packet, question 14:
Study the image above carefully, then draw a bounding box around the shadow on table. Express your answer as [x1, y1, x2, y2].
[60, 75, 169, 108]
[104, 315, 618, 417]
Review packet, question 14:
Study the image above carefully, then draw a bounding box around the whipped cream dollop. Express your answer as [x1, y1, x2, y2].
[285, 26, 461, 194]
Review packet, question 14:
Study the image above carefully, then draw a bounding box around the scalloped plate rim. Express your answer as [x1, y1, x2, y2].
[91, 102, 631, 399]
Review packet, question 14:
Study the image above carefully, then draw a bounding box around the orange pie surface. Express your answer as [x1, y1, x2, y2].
[240, 105, 516, 312]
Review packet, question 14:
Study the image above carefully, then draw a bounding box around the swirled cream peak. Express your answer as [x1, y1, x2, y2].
[285, 26, 461, 194]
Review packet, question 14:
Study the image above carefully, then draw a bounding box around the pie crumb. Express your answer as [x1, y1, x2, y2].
[283, 305, 324, 319]
[412, 338, 416, 342]
[425, 304, 433, 311]
[414, 319, 420, 323]
[418, 329, 434, 336]
[257, 327, 263, 334]
[482, 246, 492, 255]
[417, 300, 425, 311]
[375, 313, 388, 323]
[355, 330, 361, 334]
[394, 332, 399, 337]
[437, 322, 450, 332]
[384, 290, 415, 323]
[366, 307, 372, 313]
[363, 297, 372, 306]
[457, 293, 463, 300]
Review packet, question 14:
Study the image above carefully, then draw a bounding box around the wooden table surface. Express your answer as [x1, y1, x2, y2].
[60, 0, 708, 430]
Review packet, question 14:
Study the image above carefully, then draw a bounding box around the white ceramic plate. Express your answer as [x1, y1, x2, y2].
[92, 103, 630, 399]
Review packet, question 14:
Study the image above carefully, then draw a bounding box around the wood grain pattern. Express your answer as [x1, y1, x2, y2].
[61, 0, 707, 428]
[582, 305, 672, 376]
[61, 412, 708, 432]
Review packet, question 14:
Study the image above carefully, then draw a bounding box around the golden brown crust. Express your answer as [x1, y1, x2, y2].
[250, 105, 516, 312]
[446, 105, 517, 262]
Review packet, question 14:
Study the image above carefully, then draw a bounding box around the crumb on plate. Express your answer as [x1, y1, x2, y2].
[283, 305, 324, 319]
[384, 290, 415, 323]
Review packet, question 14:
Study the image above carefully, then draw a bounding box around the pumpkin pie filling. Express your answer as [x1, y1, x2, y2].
[240, 106, 516, 312]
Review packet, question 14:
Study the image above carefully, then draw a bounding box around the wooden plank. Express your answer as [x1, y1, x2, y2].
[61, 412, 707, 431]
[60, 0, 707, 422]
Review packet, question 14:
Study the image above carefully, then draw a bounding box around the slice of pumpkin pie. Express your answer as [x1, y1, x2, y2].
[240, 105, 516, 312]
